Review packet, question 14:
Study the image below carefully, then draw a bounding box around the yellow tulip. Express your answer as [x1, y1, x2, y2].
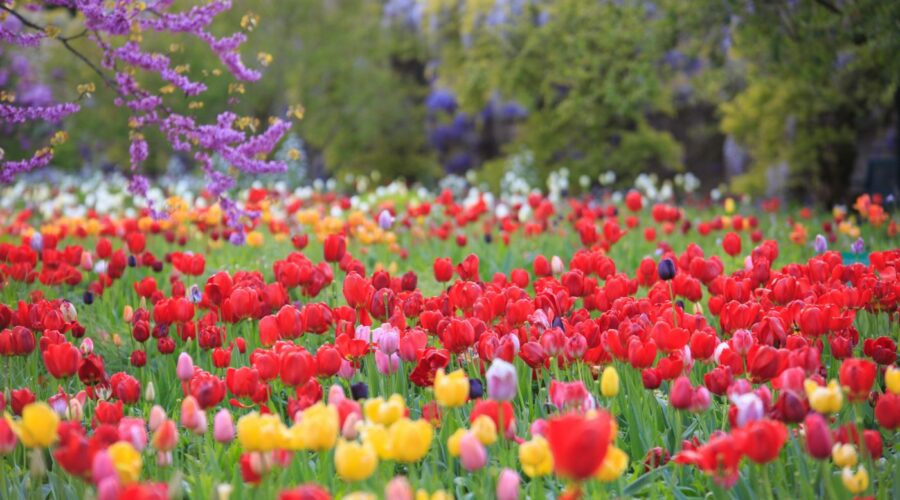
[447, 428, 467, 457]
[832, 443, 858, 468]
[724, 197, 736, 214]
[600, 366, 620, 397]
[519, 436, 554, 478]
[388, 418, 433, 463]
[805, 379, 843, 414]
[886, 366, 900, 395]
[335, 440, 378, 481]
[596, 445, 629, 482]
[841, 466, 869, 494]
[108, 441, 143, 484]
[360, 423, 392, 460]
[289, 403, 339, 451]
[416, 490, 453, 500]
[236, 412, 286, 452]
[8, 403, 59, 448]
[470, 415, 497, 446]
[364, 395, 406, 426]
[344, 494, 377, 500]
[434, 369, 469, 407]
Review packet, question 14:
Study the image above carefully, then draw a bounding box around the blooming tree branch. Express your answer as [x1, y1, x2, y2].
[0, 1, 292, 228]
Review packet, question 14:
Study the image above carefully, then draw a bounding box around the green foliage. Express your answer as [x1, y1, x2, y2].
[714, 0, 900, 202]
[427, 0, 683, 190]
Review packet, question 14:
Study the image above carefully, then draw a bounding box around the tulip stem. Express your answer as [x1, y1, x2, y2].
[667, 281, 678, 328]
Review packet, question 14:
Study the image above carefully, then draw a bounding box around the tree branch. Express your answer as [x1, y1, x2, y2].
[1, 5, 118, 91]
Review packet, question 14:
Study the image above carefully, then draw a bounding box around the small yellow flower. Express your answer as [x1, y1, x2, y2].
[245, 231, 264, 247]
[470, 415, 497, 446]
[7, 403, 59, 448]
[596, 445, 628, 482]
[724, 197, 736, 214]
[600, 366, 620, 397]
[335, 440, 378, 481]
[519, 436, 554, 478]
[447, 428, 467, 457]
[434, 369, 469, 407]
[364, 395, 406, 426]
[841, 465, 869, 494]
[832, 443, 858, 468]
[805, 379, 843, 414]
[108, 441, 142, 484]
[886, 366, 900, 395]
[387, 418, 433, 463]
[236, 412, 286, 452]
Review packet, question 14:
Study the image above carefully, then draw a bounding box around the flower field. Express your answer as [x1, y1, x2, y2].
[0, 179, 899, 500]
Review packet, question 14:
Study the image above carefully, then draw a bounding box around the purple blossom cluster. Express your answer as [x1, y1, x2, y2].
[1, 0, 291, 223]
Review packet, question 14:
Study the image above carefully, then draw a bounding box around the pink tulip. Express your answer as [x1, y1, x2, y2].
[459, 432, 488, 471]
[176, 352, 194, 381]
[384, 476, 413, 500]
[496, 468, 521, 500]
[214, 409, 235, 443]
[375, 350, 400, 375]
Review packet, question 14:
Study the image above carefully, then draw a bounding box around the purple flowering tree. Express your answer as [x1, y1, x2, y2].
[0, 1, 291, 219]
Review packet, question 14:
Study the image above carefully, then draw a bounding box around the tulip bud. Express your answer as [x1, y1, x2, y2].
[66, 398, 84, 421]
[214, 409, 235, 443]
[550, 256, 564, 275]
[123, 305, 134, 323]
[328, 385, 346, 405]
[80, 338, 94, 355]
[486, 358, 517, 402]
[60, 301, 77, 322]
[176, 353, 194, 381]
[80, 252, 93, 271]
[0, 419, 18, 454]
[144, 381, 156, 402]
[496, 468, 521, 500]
[657, 258, 676, 281]
[216, 484, 233, 500]
[886, 366, 900, 395]
[459, 432, 488, 471]
[600, 366, 620, 397]
[385, 476, 413, 500]
[341, 413, 361, 440]
[149, 405, 166, 432]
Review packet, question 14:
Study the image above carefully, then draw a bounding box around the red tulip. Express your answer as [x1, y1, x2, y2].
[226, 367, 260, 398]
[280, 349, 315, 387]
[546, 412, 611, 480]
[722, 232, 741, 257]
[875, 393, 900, 430]
[10, 388, 35, 415]
[42, 342, 82, 379]
[94, 400, 125, 427]
[110, 372, 141, 404]
[533, 255, 551, 277]
[323, 234, 346, 263]
[673, 433, 742, 488]
[310, 345, 339, 377]
[441, 318, 475, 354]
[803, 413, 832, 459]
[863, 336, 897, 365]
[838, 358, 876, 402]
[343, 272, 372, 309]
[433, 257, 453, 282]
[735, 419, 787, 463]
